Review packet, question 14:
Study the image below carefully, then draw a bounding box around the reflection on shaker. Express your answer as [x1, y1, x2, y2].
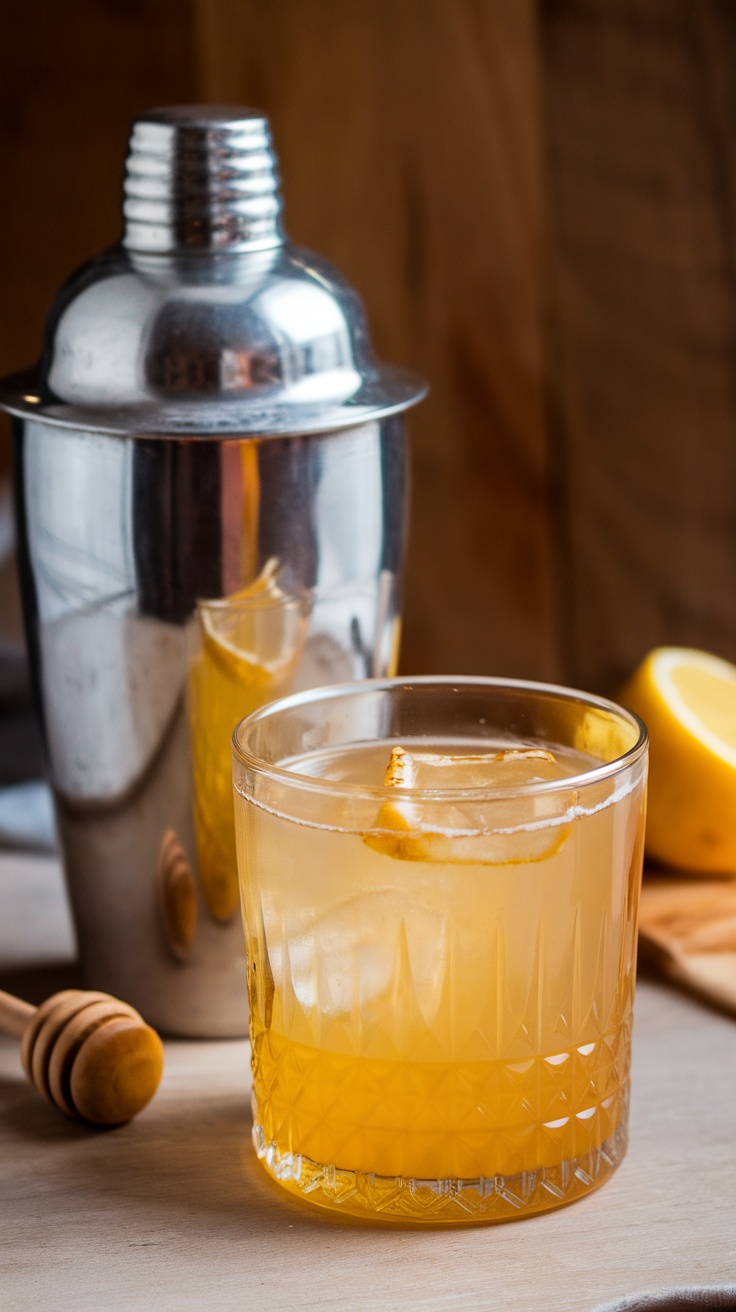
[187, 560, 309, 922]
[156, 827, 198, 963]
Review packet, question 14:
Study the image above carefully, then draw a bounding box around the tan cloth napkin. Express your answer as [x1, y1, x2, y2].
[639, 873, 736, 1016]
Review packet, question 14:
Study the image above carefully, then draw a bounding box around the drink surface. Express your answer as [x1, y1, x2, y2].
[235, 736, 645, 1221]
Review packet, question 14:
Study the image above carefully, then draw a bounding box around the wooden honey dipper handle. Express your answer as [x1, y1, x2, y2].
[0, 990, 35, 1040]
[0, 986, 164, 1126]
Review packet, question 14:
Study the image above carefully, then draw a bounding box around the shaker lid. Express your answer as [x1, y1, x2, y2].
[0, 106, 426, 437]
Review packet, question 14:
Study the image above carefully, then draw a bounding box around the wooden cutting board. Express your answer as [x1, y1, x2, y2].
[639, 873, 736, 1016]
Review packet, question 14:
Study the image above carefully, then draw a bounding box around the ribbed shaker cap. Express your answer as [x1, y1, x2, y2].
[0, 103, 427, 436]
[122, 106, 284, 254]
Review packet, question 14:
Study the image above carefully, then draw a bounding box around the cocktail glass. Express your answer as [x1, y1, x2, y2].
[232, 677, 647, 1224]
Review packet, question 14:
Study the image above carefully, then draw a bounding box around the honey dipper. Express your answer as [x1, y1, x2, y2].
[0, 987, 164, 1125]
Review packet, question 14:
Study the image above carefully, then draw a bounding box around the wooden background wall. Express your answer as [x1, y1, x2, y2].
[544, 0, 736, 692]
[2, 0, 736, 704]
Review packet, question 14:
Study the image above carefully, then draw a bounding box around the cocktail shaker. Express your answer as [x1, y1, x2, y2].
[0, 106, 425, 1036]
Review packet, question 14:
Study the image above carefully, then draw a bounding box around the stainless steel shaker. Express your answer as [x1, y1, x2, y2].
[0, 106, 425, 1036]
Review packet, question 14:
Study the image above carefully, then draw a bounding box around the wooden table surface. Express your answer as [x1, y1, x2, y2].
[1, 851, 735, 1312]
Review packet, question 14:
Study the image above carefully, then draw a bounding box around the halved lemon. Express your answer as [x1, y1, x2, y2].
[364, 745, 573, 864]
[620, 647, 736, 874]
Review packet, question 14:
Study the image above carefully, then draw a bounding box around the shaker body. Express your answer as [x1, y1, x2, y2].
[3, 104, 423, 1037]
[13, 413, 408, 1035]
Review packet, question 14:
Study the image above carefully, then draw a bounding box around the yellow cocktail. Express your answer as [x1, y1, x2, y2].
[233, 679, 647, 1223]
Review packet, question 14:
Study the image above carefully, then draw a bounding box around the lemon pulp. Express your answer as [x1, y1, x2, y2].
[621, 646, 736, 874]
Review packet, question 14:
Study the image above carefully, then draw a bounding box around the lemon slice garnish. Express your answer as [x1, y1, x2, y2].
[621, 647, 736, 874]
[364, 746, 573, 865]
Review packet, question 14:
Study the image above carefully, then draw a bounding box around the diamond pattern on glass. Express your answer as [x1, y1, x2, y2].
[253, 1107, 628, 1223]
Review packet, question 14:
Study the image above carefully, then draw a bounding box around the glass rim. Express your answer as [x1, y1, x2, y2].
[232, 675, 648, 802]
